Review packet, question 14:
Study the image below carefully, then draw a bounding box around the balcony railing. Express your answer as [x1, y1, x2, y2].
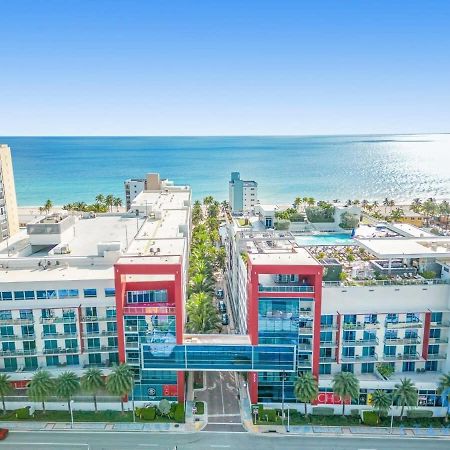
[258, 285, 314, 293]
[323, 278, 450, 288]
[342, 322, 380, 330]
[43, 347, 79, 355]
[428, 337, 448, 344]
[298, 343, 312, 351]
[427, 353, 447, 360]
[341, 354, 378, 362]
[342, 338, 379, 346]
[298, 360, 312, 367]
[84, 346, 118, 353]
[81, 316, 116, 322]
[123, 306, 176, 316]
[0, 318, 34, 326]
[430, 321, 450, 328]
[298, 326, 313, 334]
[384, 337, 421, 345]
[319, 356, 336, 363]
[320, 324, 338, 331]
[385, 321, 422, 329]
[40, 316, 77, 324]
[42, 332, 78, 339]
[82, 330, 118, 337]
[320, 341, 336, 347]
[0, 334, 35, 341]
[383, 352, 420, 361]
[0, 349, 37, 357]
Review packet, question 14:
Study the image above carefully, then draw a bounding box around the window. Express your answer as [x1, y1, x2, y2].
[44, 340, 58, 350]
[384, 345, 396, 356]
[14, 291, 25, 300]
[25, 291, 35, 300]
[361, 363, 374, 373]
[425, 361, 438, 372]
[23, 341, 36, 352]
[428, 344, 439, 355]
[58, 290, 69, 298]
[405, 329, 418, 339]
[319, 364, 331, 374]
[85, 307, 97, 317]
[46, 356, 59, 366]
[66, 355, 79, 366]
[109, 352, 119, 364]
[37, 290, 57, 300]
[107, 322, 117, 333]
[341, 363, 354, 373]
[343, 314, 357, 325]
[342, 347, 355, 358]
[402, 362, 415, 372]
[43, 324, 56, 336]
[65, 339, 78, 350]
[0, 326, 14, 337]
[87, 338, 100, 349]
[343, 331, 356, 342]
[88, 353, 101, 364]
[108, 337, 118, 348]
[2, 341, 15, 352]
[64, 323, 77, 334]
[24, 357, 38, 369]
[320, 315, 333, 326]
[429, 328, 441, 339]
[1, 292, 12, 301]
[364, 314, 377, 324]
[126, 290, 168, 303]
[21, 325, 35, 337]
[104, 288, 115, 297]
[84, 289, 97, 298]
[41, 309, 54, 319]
[320, 331, 332, 343]
[106, 308, 116, 319]
[431, 312, 443, 323]
[86, 323, 99, 333]
[406, 313, 420, 323]
[0, 310, 12, 320]
[404, 345, 417, 356]
[4, 358, 17, 371]
[62, 309, 75, 320]
[20, 310, 33, 320]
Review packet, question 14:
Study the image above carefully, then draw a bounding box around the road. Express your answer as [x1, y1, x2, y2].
[1, 431, 449, 449]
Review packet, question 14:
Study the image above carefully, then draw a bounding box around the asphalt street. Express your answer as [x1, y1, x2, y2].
[1, 431, 449, 450]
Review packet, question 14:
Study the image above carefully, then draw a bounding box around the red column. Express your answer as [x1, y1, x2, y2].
[177, 371, 185, 403]
[174, 267, 184, 345]
[422, 311, 431, 360]
[248, 372, 258, 404]
[312, 271, 323, 378]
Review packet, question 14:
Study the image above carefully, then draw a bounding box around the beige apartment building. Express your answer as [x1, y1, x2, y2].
[0, 144, 20, 241]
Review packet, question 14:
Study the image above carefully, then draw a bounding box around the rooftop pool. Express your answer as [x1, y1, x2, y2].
[295, 233, 354, 246]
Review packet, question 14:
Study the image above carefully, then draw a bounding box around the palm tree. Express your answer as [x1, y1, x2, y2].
[189, 272, 215, 295]
[371, 389, 391, 421]
[332, 371, 360, 416]
[422, 198, 437, 227]
[294, 197, 302, 209]
[438, 372, 450, 421]
[105, 195, 115, 212]
[439, 200, 450, 230]
[186, 292, 220, 333]
[41, 199, 53, 215]
[361, 200, 369, 210]
[81, 368, 105, 413]
[203, 195, 214, 205]
[0, 374, 12, 415]
[27, 370, 54, 414]
[352, 199, 360, 206]
[411, 198, 422, 214]
[389, 208, 405, 222]
[55, 371, 80, 414]
[106, 364, 134, 413]
[372, 200, 379, 211]
[307, 197, 315, 206]
[95, 194, 105, 205]
[393, 378, 418, 420]
[113, 197, 123, 212]
[383, 198, 390, 214]
[294, 372, 318, 415]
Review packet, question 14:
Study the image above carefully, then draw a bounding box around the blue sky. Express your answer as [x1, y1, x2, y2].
[0, 0, 449, 135]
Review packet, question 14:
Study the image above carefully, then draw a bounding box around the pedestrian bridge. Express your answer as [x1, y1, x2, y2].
[139, 334, 296, 372]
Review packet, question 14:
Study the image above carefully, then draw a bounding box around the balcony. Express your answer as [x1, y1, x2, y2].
[298, 343, 312, 351]
[319, 356, 336, 363]
[384, 337, 421, 345]
[430, 321, 450, 328]
[123, 306, 175, 316]
[320, 324, 338, 331]
[385, 321, 422, 329]
[0, 349, 37, 357]
[341, 354, 378, 363]
[82, 330, 118, 337]
[298, 359, 313, 368]
[0, 318, 34, 326]
[84, 346, 118, 353]
[42, 332, 78, 339]
[0, 334, 33, 341]
[43, 347, 79, 355]
[342, 338, 379, 346]
[258, 285, 314, 293]
[383, 352, 421, 361]
[81, 316, 116, 322]
[428, 337, 449, 344]
[320, 341, 336, 348]
[298, 326, 313, 335]
[40, 316, 77, 324]
[427, 353, 447, 360]
[342, 322, 380, 330]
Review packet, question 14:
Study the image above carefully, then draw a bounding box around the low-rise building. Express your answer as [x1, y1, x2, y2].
[229, 172, 257, 215]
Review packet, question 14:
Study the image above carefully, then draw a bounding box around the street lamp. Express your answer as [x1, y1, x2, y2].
[389, 395, 394, 434]
[69, 399, 74, 429]
[281, 371, 286, 424]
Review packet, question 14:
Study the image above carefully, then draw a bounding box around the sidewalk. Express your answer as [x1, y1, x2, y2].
[0, 420, 186, 432]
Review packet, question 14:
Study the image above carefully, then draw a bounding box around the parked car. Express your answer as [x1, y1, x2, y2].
[0, 428, 9, 440]
[221, 313, 229, 326]
[218, 300, 227, 313]
[216, 289, 224, 299]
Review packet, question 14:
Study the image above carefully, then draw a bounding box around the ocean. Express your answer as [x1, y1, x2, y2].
[2, 134, 449, 206]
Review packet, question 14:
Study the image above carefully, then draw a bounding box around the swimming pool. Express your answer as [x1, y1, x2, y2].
[295, 233, 354, 246]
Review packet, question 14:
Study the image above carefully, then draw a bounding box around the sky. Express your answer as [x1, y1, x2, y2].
[0, 0, 449, 136]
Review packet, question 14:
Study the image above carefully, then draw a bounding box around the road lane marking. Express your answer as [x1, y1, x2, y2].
[219, 372, 225, 415]
[4, 444, 89, 447]
[210, 446, 231, 448]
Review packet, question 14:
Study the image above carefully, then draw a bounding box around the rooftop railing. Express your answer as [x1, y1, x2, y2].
[323, 278, 450, 288]
[258, 285, 314, 293]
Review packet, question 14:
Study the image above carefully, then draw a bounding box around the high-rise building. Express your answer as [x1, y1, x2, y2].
[229, 172, 257, 215]
[0, 144, 19, 241]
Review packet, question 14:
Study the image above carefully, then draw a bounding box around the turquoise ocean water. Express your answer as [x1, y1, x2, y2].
[1, 134, 449, 206]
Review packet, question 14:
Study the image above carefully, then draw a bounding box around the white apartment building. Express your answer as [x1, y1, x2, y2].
[0, 144, 19, 241]
[229, 172, 258, 214]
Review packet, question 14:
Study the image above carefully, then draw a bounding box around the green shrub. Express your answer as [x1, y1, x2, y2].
[420, 270, 436, 279]
[195, 401, 204, 415]
[174, 403, 185, 423]
[140, 407, 156, 421]
[158, 399, 171, 416]
[169, 402, 177, 419]
[262, 408, 277, 422]
[135, 407, 143, 418]
[362, 410, 379, 425]
[311, 407, 334, 416]
[257, 404, 264, 417]
[15, 406, 31, 419]
[407, 409, 433, 418]
[275, 219, 290, 230]
[376, 362, 395, 378]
